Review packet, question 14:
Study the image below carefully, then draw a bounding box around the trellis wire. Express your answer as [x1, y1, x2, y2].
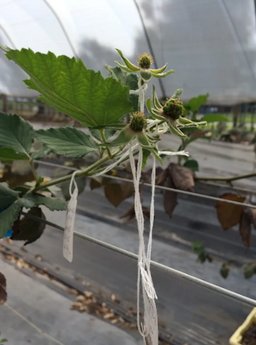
[20, 213, 256, 307]
[36, 160, 256, 209]
[4, 303, 65, 345]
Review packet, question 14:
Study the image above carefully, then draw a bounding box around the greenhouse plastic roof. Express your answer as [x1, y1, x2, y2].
[0, 0, 256, 105]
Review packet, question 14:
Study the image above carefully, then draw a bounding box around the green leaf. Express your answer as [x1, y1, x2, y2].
[202, 114, 229, 123]
[185, 94, 208, 113]
[0, 113, 34, 160]
[5, 49, 132, 127]
[22, 194, 66, 211]
[36, 127, 97, 157]
[0, 183, 20, 209]
[183, 159, 199, 172]
[0, 201, 22, 237]
[142, 149, 151, 169]
[0, 148, 28, 161]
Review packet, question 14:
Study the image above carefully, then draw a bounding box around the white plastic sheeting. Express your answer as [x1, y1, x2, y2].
[0, 0, 255, 104]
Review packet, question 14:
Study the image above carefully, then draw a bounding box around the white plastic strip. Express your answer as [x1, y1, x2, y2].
[63, 170, 79, 262]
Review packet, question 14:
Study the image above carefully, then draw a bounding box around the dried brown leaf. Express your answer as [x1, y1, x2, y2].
[89, 177, 102, 190]
[120, 205, 150, 222]
[239, 209, 252, 247]
[104, 182, 134, 207]
[216, 193, 245, 230]
[250, 209, 256, 228]
[168, 163, 195, 191]
[155, 168, 168, 186]
[0, 272, 7, 304]
[163, 176, 177, 217]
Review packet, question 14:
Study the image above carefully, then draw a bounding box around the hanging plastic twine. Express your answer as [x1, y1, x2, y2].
[63, 138, 158, 344]
[129, 145, 158, 345]
[63, 142, 138, 262]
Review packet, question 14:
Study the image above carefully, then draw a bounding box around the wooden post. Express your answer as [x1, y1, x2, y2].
[232, 104, 241, 128]
[0, 94, 8, 112]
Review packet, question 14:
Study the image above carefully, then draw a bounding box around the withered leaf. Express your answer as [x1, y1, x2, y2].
[120, 205, 150, 222]
[104, 182, 134, 207]
[163, 190, 177, 217]
[89, 177, 102, 190]
[0, 272, 7, 304]
[12, 207, 46, 245]
[163, 176, 177, 217]
[250, 208, 256, 228]
[155, 168, 168, 186]
[216, 193, 245, 230]
[168, 163, 195, 191]
[239, 209, 252, 247]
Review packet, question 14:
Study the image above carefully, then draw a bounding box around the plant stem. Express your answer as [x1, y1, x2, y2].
[35, 154, 110, 191]
[34, 145, 136, 192]
[196, 172, 256, 183]
[29, 158, 38, 180]
[100, 129, 112, 158]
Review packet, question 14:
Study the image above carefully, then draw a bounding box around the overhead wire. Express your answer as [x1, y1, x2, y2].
[132, 0, 167, 99]
[220, 0, 256, 84]
[17, 213, 256, 307]
[0, 23, 17, 49]
[36, 159, 256, 209]
[41, 0, 78, 58]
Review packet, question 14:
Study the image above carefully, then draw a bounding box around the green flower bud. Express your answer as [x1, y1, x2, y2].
[162, 98, 184, 120]
[129, 112, 147, 133]
[140, 70, 152, 81]
[138, 53, 153, 69]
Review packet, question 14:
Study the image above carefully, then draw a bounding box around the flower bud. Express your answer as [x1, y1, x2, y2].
[138, 53, 153, 69]
[129, 112, 147, 133]
[162, 98, 184, 120]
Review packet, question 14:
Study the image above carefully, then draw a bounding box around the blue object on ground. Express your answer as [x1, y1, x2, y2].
[4, 229, 13, 238]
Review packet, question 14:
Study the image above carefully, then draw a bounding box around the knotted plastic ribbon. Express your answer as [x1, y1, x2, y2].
[63, 170, 79, 262]
[63, 142, 139, 262]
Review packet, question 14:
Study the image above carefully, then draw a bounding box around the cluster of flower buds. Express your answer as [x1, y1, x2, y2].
[115, 49, 174, 81]
[150, 87, 206, 137]
[129, 111, 147, 133]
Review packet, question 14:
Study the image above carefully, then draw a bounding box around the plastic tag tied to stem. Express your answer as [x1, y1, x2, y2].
[63, 171, 79, 262]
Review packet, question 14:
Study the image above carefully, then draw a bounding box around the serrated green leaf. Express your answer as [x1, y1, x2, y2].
[36, 127, 97, 157]
[185, 94, 208, 113]
[0, 148, 28, 161]
[0, 183, 20, 209]
[0, 113, 34, 160]
[5, 49, 132, 127]
[22, 194, 66, 211]
[0, 201, 22, 237]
